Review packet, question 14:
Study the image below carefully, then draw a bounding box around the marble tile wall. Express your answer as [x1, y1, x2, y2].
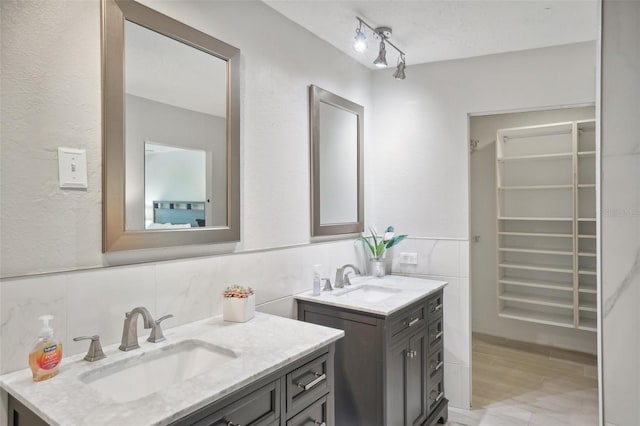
[390, 237, 471, 409]
[601, 1, 640, 424]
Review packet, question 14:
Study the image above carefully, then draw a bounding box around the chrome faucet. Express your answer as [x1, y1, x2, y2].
[119, 307, 154, 351]
[334, 264, 360, 288]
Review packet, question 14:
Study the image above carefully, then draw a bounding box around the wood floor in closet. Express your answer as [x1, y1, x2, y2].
[447, 333, 598, 426]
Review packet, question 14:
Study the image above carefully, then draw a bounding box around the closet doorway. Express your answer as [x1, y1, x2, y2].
[467, 106, 600, 425]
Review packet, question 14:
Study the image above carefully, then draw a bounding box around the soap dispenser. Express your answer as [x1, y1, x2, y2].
[28, 315, 63, 382]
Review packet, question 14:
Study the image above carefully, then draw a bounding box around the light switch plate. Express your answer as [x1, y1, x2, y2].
[399, 252, 418, 265]
[58, 147, 88, 189]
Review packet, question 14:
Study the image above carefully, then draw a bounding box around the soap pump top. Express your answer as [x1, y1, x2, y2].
[38, 315, 54, 339]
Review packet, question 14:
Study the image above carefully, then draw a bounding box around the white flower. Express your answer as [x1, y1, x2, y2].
[383, 231, 395, 241]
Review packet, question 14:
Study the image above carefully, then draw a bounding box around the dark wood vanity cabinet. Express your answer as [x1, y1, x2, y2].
[297, 290, 448, 426]
[7, 345, 335, 426]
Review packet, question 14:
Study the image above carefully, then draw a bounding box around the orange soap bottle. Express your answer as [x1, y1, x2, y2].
[28, 315, 63, 382]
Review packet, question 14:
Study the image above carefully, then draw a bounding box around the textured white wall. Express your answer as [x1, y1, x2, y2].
[372, 42, 597, 409]
[470, 107, 597, 354]
[0, 0, 372, 277]
[601, 0, 640, 425]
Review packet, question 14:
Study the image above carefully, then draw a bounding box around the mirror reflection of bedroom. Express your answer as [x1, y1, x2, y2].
[123, 20, 228, 231]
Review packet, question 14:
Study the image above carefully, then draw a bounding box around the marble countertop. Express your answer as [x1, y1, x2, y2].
[295, 274, 448, 316]
[0, 313, 344, 426]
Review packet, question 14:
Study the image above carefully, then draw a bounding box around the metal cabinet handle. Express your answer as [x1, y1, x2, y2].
[430, 391, 444, 403]
[297, 372, 326, 391]
[431, 303, 443, 313]
[431, 331, 443, 340]
[406, 350, 417, 359]
[406, 317, 420, 327]
[226, 421, 240, 426]
[313, 421, 326, 426]
[431, 361, 444, 372]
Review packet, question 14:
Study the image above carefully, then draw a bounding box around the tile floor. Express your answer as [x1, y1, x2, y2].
[446, 333, 599, 426]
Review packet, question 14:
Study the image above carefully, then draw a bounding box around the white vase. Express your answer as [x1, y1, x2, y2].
[223, 294, 255, 322]
[369, 258, 386, 278]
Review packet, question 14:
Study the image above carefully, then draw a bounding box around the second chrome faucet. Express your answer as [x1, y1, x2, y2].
[119, 307, 173, 352]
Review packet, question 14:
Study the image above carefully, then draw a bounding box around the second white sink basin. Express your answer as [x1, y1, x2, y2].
[334, 284, 401, 303]
[80, 340, 237, 403]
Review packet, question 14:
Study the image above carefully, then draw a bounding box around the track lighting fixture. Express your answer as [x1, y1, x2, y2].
[352, 16, 406, 79]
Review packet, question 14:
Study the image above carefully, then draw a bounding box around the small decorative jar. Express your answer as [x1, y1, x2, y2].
[222, 285, 255, 323]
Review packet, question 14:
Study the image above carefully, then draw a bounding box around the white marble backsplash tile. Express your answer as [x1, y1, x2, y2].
[0, 275, 67, 376]
[0, 240, 361, 375]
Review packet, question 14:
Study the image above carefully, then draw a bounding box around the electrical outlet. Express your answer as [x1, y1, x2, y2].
[399, 252, 418, 265]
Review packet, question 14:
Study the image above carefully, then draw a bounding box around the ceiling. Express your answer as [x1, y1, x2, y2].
[264, 0, 598, 69]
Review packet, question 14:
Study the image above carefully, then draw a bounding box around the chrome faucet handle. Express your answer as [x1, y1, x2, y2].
[148, 314, 174, 343]
[73, 335, 106, 362]
[322, 278, 333, 291]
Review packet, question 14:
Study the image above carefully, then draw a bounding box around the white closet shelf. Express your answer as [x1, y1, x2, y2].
[579, 283, 597, 294]
[498, 217, 573, 222]
[499, 307, 574, 329]
[499, 277, 573, 292]
[498, 231, 573, 238]
[498, 152, 573, 162]
[499, 262, 573, 274]
[578, 151, 596, 157]
[579, 302, 597, 313]
[498, 185, 573, 190]
[499, 292, 573, 309]
[578, 251, 597, 257]
[578, 268, 597, 276]
[499, 246, 573, 256]
[578, 318, 597, 332]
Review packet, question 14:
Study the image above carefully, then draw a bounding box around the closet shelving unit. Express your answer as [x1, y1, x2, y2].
[496, 119, 597, 332]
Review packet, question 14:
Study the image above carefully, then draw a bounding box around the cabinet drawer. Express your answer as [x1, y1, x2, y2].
[427, 317, 444, 351]
[287, 353, 329, 416]
[286, 395, 328, 426]
[426, 291, 443, 322]
[427, 345, 444, 380]
[390, 304, 426, 342]
[427, 373, 445, 415]
[192, 380, 280, 426]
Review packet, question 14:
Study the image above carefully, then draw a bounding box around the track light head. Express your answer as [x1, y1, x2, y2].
[393, 56, 406, 80]
[353, 27, 367, 53]
[373, 40, 387, 68]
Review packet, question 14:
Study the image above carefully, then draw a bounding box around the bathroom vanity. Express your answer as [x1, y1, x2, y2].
[0, 313, 343, 426]
[296, 275, 448, 426]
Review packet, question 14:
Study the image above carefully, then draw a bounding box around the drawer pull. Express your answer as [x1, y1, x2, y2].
[313, 421, 326, 426]
[297, 372, 326, 391]
[431, 361, 444, 372]
[431, 303, 443, 313]
[226, 421, 241, 426]
[406, 317, 420, 327]
[406, 350, 417, 359]
[431, 331, 443, 340]
[430, 390, 444, 403]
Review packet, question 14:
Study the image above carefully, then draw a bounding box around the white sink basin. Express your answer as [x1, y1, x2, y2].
[80, 340, 237, 403]
[334, 284, 401, 303]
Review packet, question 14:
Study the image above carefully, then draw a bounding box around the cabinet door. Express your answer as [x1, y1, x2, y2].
[405, 332, 427, 426]
[386, 341, 408, 426]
